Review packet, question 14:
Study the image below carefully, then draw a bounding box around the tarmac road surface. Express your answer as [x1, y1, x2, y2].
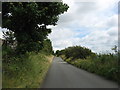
[41, 57, 118, 88]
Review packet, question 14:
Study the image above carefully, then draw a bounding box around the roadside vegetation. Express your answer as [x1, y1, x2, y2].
[2, 2, 69, 88]
[2, 40, 54, 88]
[3, 52, 53, 88]
[56, 45, 119, 84]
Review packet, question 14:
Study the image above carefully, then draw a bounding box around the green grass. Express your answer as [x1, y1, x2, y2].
[62, 53, 119, 83]
[2, 52, 53, 88]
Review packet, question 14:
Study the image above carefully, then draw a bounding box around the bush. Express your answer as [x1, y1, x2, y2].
[63, 53, 119, 83]
[56, 46, 93, 60]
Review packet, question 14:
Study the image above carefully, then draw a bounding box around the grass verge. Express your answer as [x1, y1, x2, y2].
[2, 52, 54, 88]
[61, 54, 119, 84]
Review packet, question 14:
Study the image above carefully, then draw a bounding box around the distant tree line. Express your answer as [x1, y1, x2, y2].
[56, 46, 94, 60]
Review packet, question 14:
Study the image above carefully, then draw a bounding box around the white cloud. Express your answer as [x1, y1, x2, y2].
[94, 15, 118, 29]
[58, 0, 118, 30]
[49, 27, 118, 53]
[48, 28, 79, 51]
[78, 27, 118, 53]
[0, 1, 118, 54]
[0, 27, 8, 39]
[48, 0, 118, 53]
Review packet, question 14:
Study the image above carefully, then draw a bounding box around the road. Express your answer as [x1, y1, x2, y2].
[41, 57, 119, 88]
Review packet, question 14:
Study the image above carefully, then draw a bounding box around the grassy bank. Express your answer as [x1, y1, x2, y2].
[61, 53, 119, 83]
[3, 52, 54, 88]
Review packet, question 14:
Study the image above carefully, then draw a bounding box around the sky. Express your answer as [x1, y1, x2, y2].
[0, 0, 119, 54]
[47, 0, 119, 53]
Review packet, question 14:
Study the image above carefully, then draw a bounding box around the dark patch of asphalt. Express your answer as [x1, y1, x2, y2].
[41, 57, 119, 88]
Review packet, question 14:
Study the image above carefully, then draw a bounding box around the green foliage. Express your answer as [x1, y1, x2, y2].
[56, 46, 93, 59]
[2, 45, 15, 61]
[2, 2, 69, 53]
[2, 2, 69, 88]
[2, 40, 54, 88]
[42, 39, 54, 55]
[56, 50, 63, 56]
[3, 52, 53, 88]
[64, 53, 119, 83]
[59, 45, 119, 83]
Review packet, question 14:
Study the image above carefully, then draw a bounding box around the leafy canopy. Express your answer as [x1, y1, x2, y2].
[2, 2, 69, 53]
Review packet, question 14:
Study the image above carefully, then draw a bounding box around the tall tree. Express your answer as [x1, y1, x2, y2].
[2, 2, 69, 53]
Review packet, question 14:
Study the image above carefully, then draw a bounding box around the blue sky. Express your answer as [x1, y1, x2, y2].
[0, 0, 119, 53]
[48, 0, 118, 53]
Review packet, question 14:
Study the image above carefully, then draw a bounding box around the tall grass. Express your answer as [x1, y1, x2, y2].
[62, 53, 119, 83]
[2, 52, 53, 88]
